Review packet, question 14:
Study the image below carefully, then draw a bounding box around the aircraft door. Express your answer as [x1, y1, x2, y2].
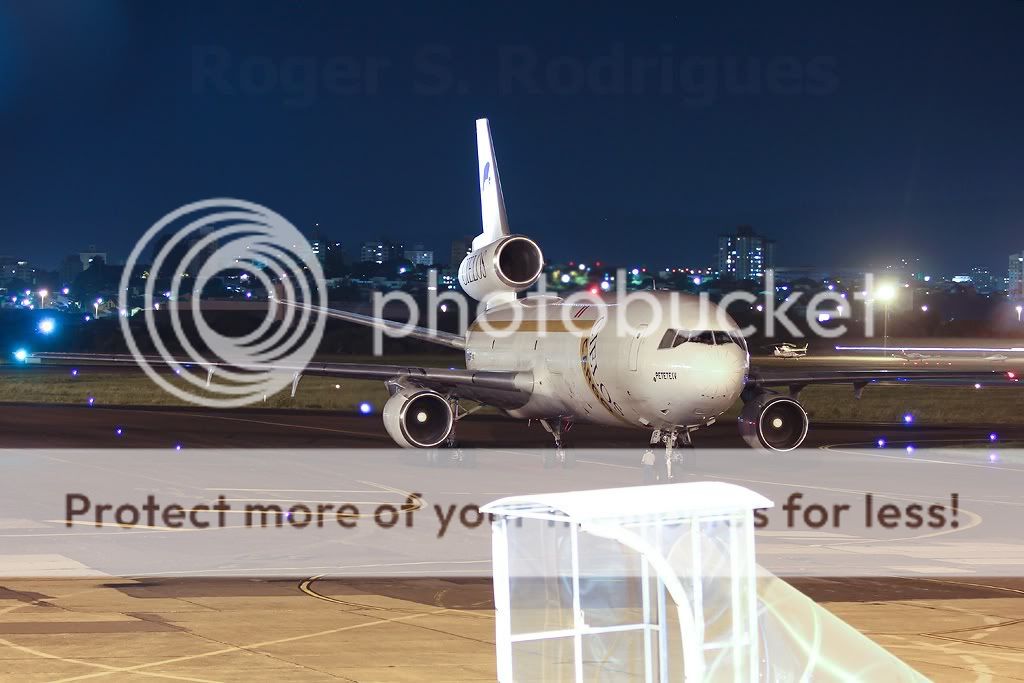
[628, 324, 648, 372]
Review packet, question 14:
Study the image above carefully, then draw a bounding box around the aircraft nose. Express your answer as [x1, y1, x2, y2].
[699, 347, 746, 402]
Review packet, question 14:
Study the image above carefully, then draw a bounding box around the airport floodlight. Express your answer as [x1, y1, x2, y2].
[484, 482, 928, 681]
[876, 284, 896, 301]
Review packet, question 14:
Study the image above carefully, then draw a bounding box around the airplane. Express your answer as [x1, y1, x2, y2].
[26, 119, 1024, 481]
[773, 343, 808, 359]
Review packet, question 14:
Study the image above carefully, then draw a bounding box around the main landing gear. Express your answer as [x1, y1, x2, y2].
[540, 417, 575, 468]
[642, 428, 694, 484]
[426, 398, 475, 467]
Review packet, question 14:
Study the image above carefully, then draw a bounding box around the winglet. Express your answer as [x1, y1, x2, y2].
[474, 118, 510, 249]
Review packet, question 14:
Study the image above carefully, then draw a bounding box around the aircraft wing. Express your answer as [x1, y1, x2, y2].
[277, 300, 466, 350]
[25, 352, 531, 407]
[747, 366, 1021, 395]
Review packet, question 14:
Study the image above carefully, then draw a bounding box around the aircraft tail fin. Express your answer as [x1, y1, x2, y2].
[474, 118, 510, 250]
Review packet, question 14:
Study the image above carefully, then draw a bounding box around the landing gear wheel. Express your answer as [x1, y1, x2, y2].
[540, 418, 573, 469]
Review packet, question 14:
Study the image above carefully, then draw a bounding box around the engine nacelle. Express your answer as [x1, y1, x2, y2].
[738, 393, 809, 451]
[458, 235, 544, 301]
[382, 388, 455, 448]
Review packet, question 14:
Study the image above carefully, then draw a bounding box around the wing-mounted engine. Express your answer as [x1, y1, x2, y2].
[382, 387, 455, 448]
[458, 235, 544, 302]
[738, 392, 809, 451]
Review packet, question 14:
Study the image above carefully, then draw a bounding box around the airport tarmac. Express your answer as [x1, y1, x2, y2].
[0, 401, 1020, 451]
[2, 401, 1024, 680]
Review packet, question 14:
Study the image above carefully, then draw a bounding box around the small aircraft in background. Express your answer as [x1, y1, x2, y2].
[773, 343, 808, 359]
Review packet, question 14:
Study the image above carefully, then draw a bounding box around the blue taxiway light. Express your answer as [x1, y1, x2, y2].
[902, 413, 914, 424]
[359, 402, 373, 415]
[876, 438, 886, 448]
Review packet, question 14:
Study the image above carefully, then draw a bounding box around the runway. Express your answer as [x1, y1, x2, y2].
[2, 401, 1024, 680]
[1, 401, 1020, 451]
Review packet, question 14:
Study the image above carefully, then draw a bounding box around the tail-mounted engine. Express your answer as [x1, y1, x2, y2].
[382, 388, 455, 448]
[458, 235, 544, 302]
[738, 393, 809, 451]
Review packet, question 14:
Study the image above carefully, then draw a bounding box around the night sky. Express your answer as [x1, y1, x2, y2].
[2, 1, 1022, 273]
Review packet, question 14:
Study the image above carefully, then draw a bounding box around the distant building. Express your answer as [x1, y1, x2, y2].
[0, 257, 35, 285]
[79, 246, 107, 270]
[969, 266, 998, 294]
[404, 244, 434, 266]
[360, 240, 405, 264]
[60, 254, 83, 284]
[1011, 252, 1024, 298]
[450, 236, 474, 268]
[717, 225, 774, 280]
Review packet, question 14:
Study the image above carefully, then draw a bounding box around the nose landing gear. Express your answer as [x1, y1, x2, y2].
[540, 417, 575, 468]
[642, 428, 694, 483]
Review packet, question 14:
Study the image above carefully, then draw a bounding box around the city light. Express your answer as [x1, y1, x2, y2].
[61, 287, 69, 295]
[94, 298, 102, 318]
[920, 305, 928, 312]
[38, 289, 48, 308]
[1017, 305, 1023, 323]
[37, 318, 56, 335]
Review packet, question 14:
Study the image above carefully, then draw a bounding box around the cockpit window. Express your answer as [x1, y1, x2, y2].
[690, 330, 715, 345]
[660, 329, 737, 347]
[713, 331, 734, 345]
[659, 329, 690, 348]
[658, 329, 677, 349]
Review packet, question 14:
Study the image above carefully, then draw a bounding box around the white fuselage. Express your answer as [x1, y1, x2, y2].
[464, 292, 749, 431]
